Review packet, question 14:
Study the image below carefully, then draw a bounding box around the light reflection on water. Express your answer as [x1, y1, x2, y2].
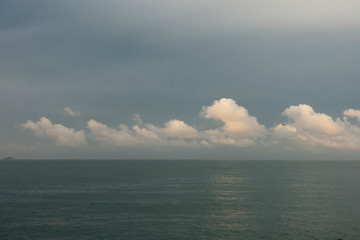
[0, 160, 360, 239]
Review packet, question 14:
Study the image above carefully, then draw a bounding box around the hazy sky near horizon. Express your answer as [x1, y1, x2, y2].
[1, 0, 360, 159]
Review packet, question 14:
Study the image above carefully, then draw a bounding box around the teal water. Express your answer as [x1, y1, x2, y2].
[1, 160, 360, 239]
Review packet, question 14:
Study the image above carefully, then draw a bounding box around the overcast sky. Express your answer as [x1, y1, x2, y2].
[1, 0, 360, 159]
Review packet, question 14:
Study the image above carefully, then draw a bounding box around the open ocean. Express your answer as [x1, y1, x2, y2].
[1, 160, 360, 239]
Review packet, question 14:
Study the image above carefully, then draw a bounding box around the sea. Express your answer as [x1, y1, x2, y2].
[1, 160, 360, 240]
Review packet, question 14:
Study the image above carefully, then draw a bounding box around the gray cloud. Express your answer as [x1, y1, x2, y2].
[64, 107, 81, 117]
[2, 0, 360, 159]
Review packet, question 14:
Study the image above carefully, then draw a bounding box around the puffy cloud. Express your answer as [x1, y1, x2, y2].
[282, 104, 344, 136]
[198, 98, 267, 147]
[203, 129, 255, 147]
[163, 119, 198, 139]
[87, 103, 262, 147]
[21, 117, 87, 147]
[273, 104, 360, 149]
[344, 109, 360, 122]
[21, 99, 360, 151]
[201, 98, 267, 138]
[87, 118, 199, 147]
[64, 107, 81, 117]
[272, 124, 297, 140]
[87, 119, 139, 146]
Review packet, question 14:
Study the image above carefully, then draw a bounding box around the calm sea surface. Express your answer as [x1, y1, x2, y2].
[1, 160, 360, 239]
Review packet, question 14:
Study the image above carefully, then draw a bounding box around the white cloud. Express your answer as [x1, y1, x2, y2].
[203, 129, 255, 147]
[22, 99, 360, 151]
[198, 98, 267, 147]
[344, 109, 360, 122]
[87, 118, 199, 147]
[87, 119, 140, 146]
[273, 104, 360, 149]
[282, 104, 344, 136]
[21, 117, 87, 147]
[64, 107, 81, 117]
[272, 124, 297, 140]
[86, 101, 263, 148]
[163, 119, 199, 139]
[201, 98, 267, 138]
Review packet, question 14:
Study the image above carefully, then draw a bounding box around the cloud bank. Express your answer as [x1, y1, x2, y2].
[22, 99, 360, 150]
[273, 105, 360, 149]
[21, 117, 87, 147]
[87, 118, 200, 147]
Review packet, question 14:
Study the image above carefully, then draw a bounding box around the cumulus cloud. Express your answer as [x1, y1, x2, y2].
[201, 98, 266, 137]
[87, 119, 145, 146]
[85, 99, 266, 148]
[202, 129, 256, 147]
[64, 107, 81, 117]
[200, 98, 267, 146]
[86, 110, 260, 148]
[283, 104, 344, 136]
[87, 119, 199, 147]
[273, 104, 360, 149]
[22, 99, 360, 151]
[344, 109, 360, 122]
[272, 124, 297, 140]
[163, 120, 199, 139]
[21, 117, 87, 147]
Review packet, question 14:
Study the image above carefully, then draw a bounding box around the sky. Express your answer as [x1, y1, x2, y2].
[1, 0, 360, 160]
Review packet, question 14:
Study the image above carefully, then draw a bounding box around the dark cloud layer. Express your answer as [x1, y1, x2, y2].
[1, 0, 360, 159]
